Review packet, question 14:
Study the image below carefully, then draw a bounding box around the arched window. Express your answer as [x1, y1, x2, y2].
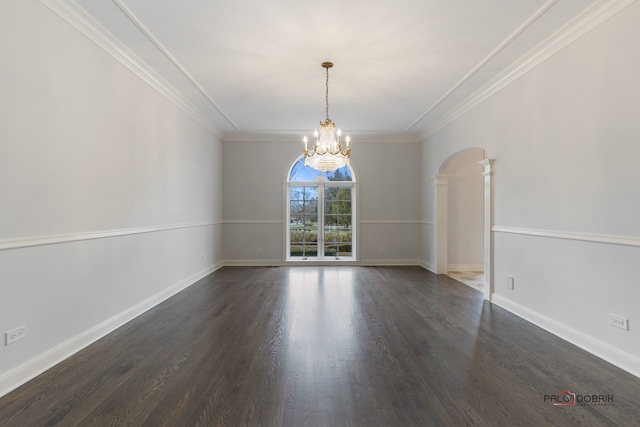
[286, 157, 356, 261]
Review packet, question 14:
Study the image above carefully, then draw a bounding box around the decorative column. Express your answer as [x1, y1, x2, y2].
[479, 159, 494, 301]
[434, 175, 450, 274]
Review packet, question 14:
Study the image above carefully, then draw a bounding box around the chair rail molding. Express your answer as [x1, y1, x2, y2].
[492, 226, 640, 248]
[0, 222, 221, 251]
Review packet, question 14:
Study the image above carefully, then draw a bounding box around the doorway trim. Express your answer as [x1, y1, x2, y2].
[434, 174, 450, 275]
[479, 159, 494, 301]
[434, 153, 494, 301]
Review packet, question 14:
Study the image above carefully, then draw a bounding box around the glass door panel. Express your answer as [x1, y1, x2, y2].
[323, 187, 352, 258]
[290, 186, 319, 258]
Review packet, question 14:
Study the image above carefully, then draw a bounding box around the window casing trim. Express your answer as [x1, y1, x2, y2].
[284, 157, 357, 262]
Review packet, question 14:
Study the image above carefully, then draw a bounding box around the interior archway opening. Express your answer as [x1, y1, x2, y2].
[435, 148, 491, 299]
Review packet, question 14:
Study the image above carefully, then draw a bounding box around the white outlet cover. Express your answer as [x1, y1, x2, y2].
[609, 314, 629, 330]
[609, 313, 629, 331]
[5, 326, 27, 345]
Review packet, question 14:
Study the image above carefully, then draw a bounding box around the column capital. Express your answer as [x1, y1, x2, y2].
[479, 159, 494, 176]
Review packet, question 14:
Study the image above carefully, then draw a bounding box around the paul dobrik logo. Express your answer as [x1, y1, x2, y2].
[544, 390, 614, 407]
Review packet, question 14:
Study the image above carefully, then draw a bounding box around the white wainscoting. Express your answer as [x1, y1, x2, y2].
[492, 294, 640, 379]
[0, 222, 223, 398]
[0, 263, 222, 398]
[492, 227, 640, 379]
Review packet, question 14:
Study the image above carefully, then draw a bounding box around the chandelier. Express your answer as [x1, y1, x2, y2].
[303, 62, 351, 173]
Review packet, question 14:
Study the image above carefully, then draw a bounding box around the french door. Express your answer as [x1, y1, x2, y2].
[288, 183, 354, 260]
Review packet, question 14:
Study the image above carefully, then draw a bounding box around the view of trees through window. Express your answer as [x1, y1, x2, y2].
[288, 162, 354, 259]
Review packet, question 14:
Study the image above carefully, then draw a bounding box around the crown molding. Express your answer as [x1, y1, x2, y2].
[421, 0, 637, 140]
[223, 132, 421, 144]
[113, 0, 238, 131]
[407, 0, 559, 133]
[222, 133, 309, 143]
[350, 134, 422, 143]
[39, 0, 224, 139]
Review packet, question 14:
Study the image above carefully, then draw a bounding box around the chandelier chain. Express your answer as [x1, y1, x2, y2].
[325, 66, 330, 122]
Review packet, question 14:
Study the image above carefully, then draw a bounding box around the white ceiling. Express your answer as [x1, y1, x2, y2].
[74, 0, 597, 138]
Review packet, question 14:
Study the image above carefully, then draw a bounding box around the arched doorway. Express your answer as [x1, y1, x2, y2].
[434, 149, 494, 300]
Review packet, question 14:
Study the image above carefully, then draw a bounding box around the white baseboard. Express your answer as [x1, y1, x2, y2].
[419, 260, 436, 273]
[223, 259, 283, 266]
[492, 294, 640, 379]
[448, 264, 483, 272]
[361, 259, 423, 266]
[223, 259, 426, 267]
[0, 263, 223, 399]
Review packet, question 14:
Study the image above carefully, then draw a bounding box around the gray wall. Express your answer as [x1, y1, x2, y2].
[0, 1, 223, 395]
[421, 1, 640, 376]
[222, 138, 423, 264]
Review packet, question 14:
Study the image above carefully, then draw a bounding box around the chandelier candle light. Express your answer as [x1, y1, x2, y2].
[303, 62, 351, 173]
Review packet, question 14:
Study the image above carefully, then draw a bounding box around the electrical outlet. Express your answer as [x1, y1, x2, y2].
[378, 248, 386, 253]
[256, 248, 263, 253]
[609, 314, 628, 330]
[507, 276, 514, 290]
[5, 326, 27, 345]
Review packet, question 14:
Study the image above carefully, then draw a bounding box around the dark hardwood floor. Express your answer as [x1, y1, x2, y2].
[1, 266, 639, 426]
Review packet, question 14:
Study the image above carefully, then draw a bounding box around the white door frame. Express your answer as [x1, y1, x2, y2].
[434, 156, 494, 301]
[479, 159, 494, 301]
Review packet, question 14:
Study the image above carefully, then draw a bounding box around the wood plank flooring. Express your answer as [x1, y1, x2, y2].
[1, 266, 639, 426]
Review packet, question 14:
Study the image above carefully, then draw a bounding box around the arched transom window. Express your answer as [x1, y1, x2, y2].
[286, 157, 356, 261]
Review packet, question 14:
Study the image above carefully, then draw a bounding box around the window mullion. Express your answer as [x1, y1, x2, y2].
[318, 184, 325, 259]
